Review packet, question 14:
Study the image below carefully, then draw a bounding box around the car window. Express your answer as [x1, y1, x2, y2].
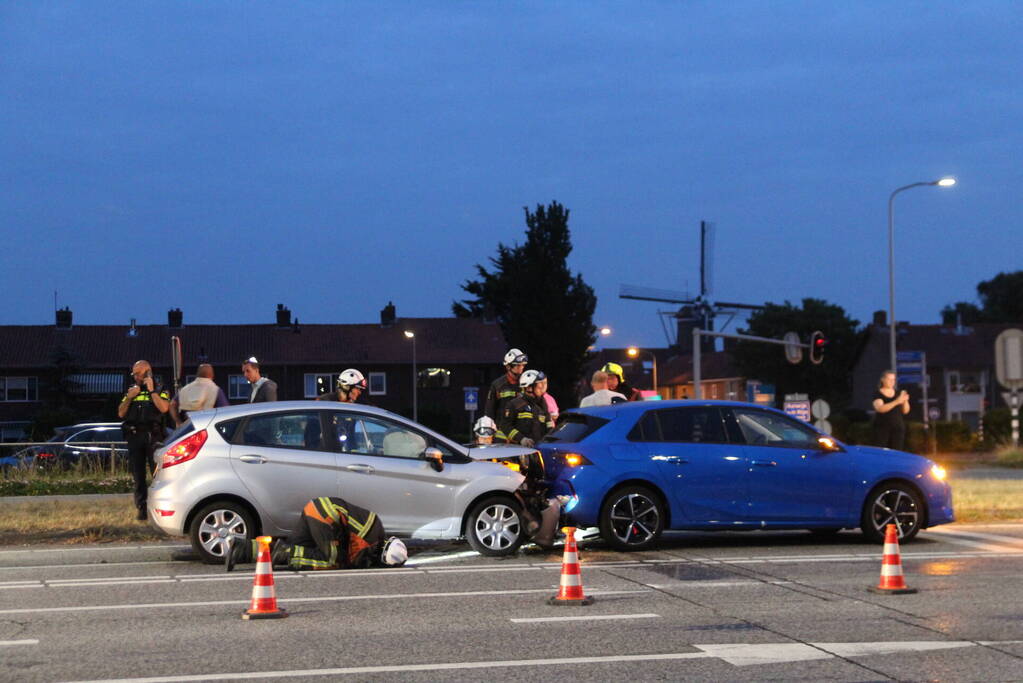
[731, 408, 819, 448]
[239, 411, 325, 450]
[545, 413, 609, 443]
[329, 413, 439, 459]
[629, 407, 725, 443]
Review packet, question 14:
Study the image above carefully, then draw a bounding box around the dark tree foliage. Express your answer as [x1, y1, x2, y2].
[29, 346, 84, 439]
[453, 201, 597, 406]
[730, 298, 862, 409]
[940, 270, 1023, 324]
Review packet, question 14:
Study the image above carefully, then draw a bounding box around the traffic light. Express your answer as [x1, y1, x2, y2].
[809, 331, 827, 365]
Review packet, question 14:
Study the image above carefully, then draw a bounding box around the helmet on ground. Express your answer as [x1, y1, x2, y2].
[473, 416, 497, 438]
[503, 348, 528, 366]
[381, 537, 407, 566]
[601, 362, 625, 383]
[337, 369, 367, 391]
[519, 369, 547, 389]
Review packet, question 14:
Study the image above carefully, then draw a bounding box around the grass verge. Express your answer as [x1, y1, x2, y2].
[951, 477, 1023, 523]
[0, 498, 166, 545]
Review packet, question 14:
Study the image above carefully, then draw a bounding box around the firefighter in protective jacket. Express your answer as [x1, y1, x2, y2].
[501, 369, 551, 448]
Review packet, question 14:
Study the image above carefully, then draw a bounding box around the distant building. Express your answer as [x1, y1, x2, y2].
[0, 304, 506, 440]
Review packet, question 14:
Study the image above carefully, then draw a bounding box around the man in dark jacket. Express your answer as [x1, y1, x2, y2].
[484, 348, 528, 440]
[242, 357, 278, 402]
[117, 360, 170, 521]
[500, 369, 551, 448]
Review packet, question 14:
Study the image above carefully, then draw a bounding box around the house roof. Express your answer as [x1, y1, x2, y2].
[659, 351, 742, 385]
[868, 322, 1020, 370]
[0, 318, 507, 369]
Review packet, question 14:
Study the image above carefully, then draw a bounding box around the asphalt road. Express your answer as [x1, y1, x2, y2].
[2, 525, 1023, 682]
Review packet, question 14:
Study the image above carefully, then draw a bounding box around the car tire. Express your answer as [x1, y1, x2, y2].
[599, 485, 665, 551]
[860, 482, 924, 544]
[189, 501, 257, 565]
[465, 495, 525, 556]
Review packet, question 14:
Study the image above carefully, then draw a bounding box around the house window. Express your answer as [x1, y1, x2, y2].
[0, 377, 39, 402]
[369, 372, 387, 395]
[418, 368, 451, 389]
[67, 373, 124, 395]
[304, 373, 338, 398]
[228, 375, 251, 400]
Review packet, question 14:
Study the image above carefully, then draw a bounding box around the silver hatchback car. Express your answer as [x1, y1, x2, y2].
[148, 401, 537, 562]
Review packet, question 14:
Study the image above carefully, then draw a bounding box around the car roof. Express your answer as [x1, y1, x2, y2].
[572, 399, 784, 417]
[194, 400, 404, 420]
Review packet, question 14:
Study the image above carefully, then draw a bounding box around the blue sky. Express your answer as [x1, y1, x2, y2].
[1, 2, 1019, 349]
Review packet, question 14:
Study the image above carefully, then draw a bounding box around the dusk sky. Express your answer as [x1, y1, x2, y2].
[2, 2, 1020, 350]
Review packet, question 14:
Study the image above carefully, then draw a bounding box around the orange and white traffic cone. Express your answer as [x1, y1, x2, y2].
[547, 527, 593, 606]
[242, 536, 288, 619]
[868, 523, 917, 595]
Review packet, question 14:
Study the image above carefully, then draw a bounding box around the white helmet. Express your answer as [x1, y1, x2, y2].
[381, 537, 407, 566]
[337, 369, 367, 391]
[473, 416, 497, 438]
[503, 348, 528, 366]
[519, 369, 546, 389]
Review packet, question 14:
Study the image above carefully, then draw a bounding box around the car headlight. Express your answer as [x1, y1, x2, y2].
[563, 453, 592, 467]
[930, 464, 947, 481]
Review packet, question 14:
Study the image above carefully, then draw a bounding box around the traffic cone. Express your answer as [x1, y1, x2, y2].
[868, 524, 917, 595]
[547, 527, 593, 606]
[242, 536, 288, 619]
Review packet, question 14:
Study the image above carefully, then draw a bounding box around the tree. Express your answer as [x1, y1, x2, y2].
[453, 201, 597, 406]
[730, 298, 862, 409]
[939, 270, 1023, 324]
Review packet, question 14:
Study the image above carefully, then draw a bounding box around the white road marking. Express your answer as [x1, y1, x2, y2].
[0, 544, 188, 556]
[62, 640, 1020, 681]
[511, 613, 660, 623]
[0, 587, 650, 616]
[927, 527, 1023, 549]
[0, 639, 39, 647]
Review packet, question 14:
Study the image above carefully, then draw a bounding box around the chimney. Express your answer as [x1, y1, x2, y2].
[168, 308, 183, 328]
[872, 310, 887, 326]
[55, 307, 73, 329]
[380, 301, 396, 327]
[127, 318, 138, 338]
[275, 303, 291, 327]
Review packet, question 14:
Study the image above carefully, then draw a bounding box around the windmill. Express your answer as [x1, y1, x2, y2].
[620, 221, 762, 349]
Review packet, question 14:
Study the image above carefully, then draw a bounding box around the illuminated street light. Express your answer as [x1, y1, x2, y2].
[887, 177, 957, 372]
[600, 326, 612, 337]
[404, 330, 417, 422]
[626, 346, 658, 394]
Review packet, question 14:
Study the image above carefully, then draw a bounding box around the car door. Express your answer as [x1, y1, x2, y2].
[726, 406, 855, 522]
[63, 427, 125, 466]
[326, 411, 467, 535]
[229, 409, 339, 533]
[632, 406, 748, 523]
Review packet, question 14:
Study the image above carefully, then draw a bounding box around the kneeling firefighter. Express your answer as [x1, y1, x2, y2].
[227, 496, 407, 571]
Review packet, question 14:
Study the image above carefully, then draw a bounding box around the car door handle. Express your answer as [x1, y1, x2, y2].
[344, 464, 375, 474]
[751, 459, 777, 467]
[664, 456, 688, 465]
[239, 455, 268, 464]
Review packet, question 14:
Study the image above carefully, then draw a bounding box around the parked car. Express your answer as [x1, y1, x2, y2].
[148, 401, 539, 563]
[540, 400, 954, 550]
[1, 423, 129, 469]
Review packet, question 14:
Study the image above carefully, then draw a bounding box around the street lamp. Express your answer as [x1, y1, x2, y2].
[626, 346, 658, 394]
[887, 177, 956, 372]
[404, 330, 417, 423]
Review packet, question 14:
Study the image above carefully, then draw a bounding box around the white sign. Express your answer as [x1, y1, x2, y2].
[814, 419, 832, 435]
[995, 329, 1023, 390]
[784, 400, 811, 423]
[811, 399, 830, 420]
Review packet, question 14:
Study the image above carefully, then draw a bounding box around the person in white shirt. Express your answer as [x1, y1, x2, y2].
[170, 364, 227, 426]
[579, 370, 627, 408]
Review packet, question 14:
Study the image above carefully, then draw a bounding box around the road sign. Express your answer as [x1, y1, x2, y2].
[928, 407, 940, 421]
[896, 351, 924, 362]
[811, 399, 830, 420]
[463, 387, 479, 411]
[896, 350, 926, 385]
[783, 399, 811, 423]
[783, 331, 802, 364]
[995, 329, 1023, 390]
[1004, 391, 1021, 411]
[814, 419, 832, 435]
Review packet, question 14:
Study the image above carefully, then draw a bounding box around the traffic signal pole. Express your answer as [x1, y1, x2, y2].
[692, 328, 822, 400]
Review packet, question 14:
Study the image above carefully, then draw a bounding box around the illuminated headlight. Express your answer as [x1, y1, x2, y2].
[563, 453, 593, 467]
[930, 464, 947, 481]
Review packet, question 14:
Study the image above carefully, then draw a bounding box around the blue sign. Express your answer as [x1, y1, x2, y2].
[897, 351, 924, 362]
[463, 387, 479, 411]
[897, 373, 923, 384]
[783, 400, 812, 423]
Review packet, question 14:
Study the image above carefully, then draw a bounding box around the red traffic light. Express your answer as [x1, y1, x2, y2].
[810, 331, 827, 364]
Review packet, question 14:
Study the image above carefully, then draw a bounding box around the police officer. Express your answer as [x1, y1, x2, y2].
[501, 369, 551, 448]
[316, 368, 367, 403]
[484, 348, 528, 439]
[117, 360, 170, 521]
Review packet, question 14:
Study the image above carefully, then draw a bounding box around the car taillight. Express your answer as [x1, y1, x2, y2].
[162, 429, 208, 468]
[37, 452, 55, 459]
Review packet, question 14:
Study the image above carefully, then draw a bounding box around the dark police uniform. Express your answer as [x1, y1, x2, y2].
[121, 385, 169, 514]
[500, 392, 551, 446]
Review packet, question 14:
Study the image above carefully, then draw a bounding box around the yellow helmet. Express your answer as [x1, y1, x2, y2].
[601, 362, 625, 382]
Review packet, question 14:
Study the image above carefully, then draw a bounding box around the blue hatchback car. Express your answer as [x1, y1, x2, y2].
[540, 400, 953, 550]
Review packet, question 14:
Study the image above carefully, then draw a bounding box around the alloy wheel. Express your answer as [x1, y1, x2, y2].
[870, 488, 919, 539]
[608, 492, 660, 546]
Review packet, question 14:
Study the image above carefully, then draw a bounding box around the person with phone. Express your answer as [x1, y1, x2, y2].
[118, 360, 170, 520]
[872, 370, 911, 450]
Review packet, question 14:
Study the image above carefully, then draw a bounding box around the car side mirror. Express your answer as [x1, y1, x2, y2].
[817, 436, 842, 452]
[424, 447, 444, 472]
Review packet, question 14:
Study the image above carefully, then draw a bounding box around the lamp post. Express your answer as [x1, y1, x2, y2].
[626, 346, 658, 395]
[887, 177, 956, 372]
[404, 330, 417, 422]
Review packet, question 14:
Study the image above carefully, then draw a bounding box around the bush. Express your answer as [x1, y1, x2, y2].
[981, 409, 1012, 450]
[994, 447, 1023, 468]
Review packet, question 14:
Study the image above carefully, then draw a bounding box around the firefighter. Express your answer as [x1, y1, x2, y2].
[227, 496, 407, 571]
[500, 369, 551, 448]
[316, 368, 368, 403]
[117, 360, 170, 521]
[602, 362, 643, 401]
[483, 348, 528, 439]
[473, 416, 498, 445]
